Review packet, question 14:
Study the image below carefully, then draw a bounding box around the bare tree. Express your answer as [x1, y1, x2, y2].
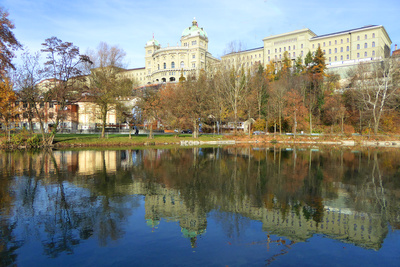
[86, 42, 134, 138]
[41, 37, 91, 144]
[350, 58, 400, 134]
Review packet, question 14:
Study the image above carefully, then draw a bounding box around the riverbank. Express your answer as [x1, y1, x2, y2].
[2, 132, 400, 150]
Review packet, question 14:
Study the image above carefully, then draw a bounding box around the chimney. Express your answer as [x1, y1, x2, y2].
[395, 44, 398, 51]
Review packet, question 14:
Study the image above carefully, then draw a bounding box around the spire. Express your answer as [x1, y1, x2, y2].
[192, 17, 198, 27]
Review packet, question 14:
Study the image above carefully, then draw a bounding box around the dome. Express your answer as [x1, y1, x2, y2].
[146, 38, 160, 47]
[181, 18, 208, 39]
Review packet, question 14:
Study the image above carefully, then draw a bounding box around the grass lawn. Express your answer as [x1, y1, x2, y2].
[53, 133, 227, 146]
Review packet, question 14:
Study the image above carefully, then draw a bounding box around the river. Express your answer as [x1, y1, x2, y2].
[0, 146, 399, 266]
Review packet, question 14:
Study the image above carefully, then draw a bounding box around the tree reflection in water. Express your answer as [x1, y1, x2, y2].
[0, 147, 400, 264]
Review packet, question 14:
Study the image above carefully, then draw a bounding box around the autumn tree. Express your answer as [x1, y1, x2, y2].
[86, 42, 133, 138]
[41, 37, 91, 144]
[284, 89, 308, 136]
[0, 7, 22, 78]
[0, 77, 18, 139]
[137, 88, 161, 139]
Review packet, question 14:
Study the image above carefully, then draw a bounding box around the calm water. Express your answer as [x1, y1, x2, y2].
[0, 146, 400, 266]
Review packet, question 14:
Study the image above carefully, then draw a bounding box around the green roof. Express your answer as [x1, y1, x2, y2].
[182, 18, 208, 39]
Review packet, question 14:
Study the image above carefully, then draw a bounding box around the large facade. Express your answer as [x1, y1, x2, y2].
[121, 18, 219, 86]
[222, 25, 392, 77]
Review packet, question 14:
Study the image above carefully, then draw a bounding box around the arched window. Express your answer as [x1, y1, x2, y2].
[357, 44, 360, 49]
[372, 50, 375, 56]
[162, 78, 166, 82]
[163, 63, 166, 69]
[372, 41, 375, 47]
[180, 61, 184, 68]
[364, 43, 368, 48]
[158, 64, 160, 70]
[171, 62, 175, 68]
[169, 77, 175, 82]
[365, 52, 368, 57]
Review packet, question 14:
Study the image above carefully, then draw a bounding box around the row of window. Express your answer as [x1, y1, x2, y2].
[312, 33, 376, 49]
[327, 50, 376, 62]
[157, 61, 197, 70]
[269, 44, 304, 54]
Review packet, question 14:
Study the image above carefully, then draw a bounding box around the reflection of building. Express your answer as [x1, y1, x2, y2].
[122, 181, 207, 248]
[77, 151, 118, 175]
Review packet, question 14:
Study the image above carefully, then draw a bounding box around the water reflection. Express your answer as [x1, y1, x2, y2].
[0, 147, 400, 265]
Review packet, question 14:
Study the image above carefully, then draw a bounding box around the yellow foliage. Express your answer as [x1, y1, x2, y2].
[0, 78, 18, 128]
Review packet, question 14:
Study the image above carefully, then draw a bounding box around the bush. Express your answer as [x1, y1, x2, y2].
[27, 135, 41, 148]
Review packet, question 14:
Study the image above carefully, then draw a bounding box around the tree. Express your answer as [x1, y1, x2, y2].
[215, 54, 249, 133]
[0, 77, 18, 139]
[305, 46, 327, 134]
[86, 42, 133, 138]
[0, 7, 22, 78]
[138, 88, 161, 139]
[284, 89, 308, 136]
[349, 58, 400, 134]
[13, 51, 44, 133]
[41, 37, 91, 144]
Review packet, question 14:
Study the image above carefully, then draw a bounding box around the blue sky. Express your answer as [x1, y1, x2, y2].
[3, 0, 400, 69]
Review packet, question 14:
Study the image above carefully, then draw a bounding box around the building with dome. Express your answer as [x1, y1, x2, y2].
[121, 18, 219, 86]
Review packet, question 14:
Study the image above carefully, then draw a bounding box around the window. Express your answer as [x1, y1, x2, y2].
[163, 62, 166, 69]
[268, 56, 270, 61]
[334, 48, 337, 53]
[341, 39, 343, 44]
[49, 102, 54, 108]
[158, 64, 160, 70]
[275, 48, 277, 53]
[365, 34, 367, 39]
[347, 38, 349, 43]
[323, 42, 325, 47]
[335, 40, 337, 45]
[268, 50, 270, 54]
[148, 50, 152, 54]
[372, 41, 375, 47]
[372, 33, 375, 38]
[192, 63, 195, 68]
[347, 54, 349, 59]
[372, 50, 375, 56]
[192, 41, 197, 45]
[301, 44, 303, 49]
[288, 46, 291, 51]
[340, 55, 343, 60]
[293, 45, 295, 49]
[364, 52, 368, 57]
[357, 44, 360, 49]
[364, 43, 368, 48]
[340, 47, 343, 52]
[279, 48, 281, 52]
[289, 53, 291, 58]
[312, 44, 315, 49]
[301, 50, 303, 55]
[334, 56, 337, 61]
[329, 49, 331, 54]
[347, 46, 349, 51]
[357, 36, 360, 41]
[357, 53, 360, 58]
[171, 62, 175, 68]
[293, 52, 296, 57]
[329, 41, 331, 45]
[329, 57, 331, 62]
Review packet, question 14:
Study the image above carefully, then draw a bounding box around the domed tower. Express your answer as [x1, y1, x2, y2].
[145, 36, 160, 79]
[180, 18, 209, 75]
